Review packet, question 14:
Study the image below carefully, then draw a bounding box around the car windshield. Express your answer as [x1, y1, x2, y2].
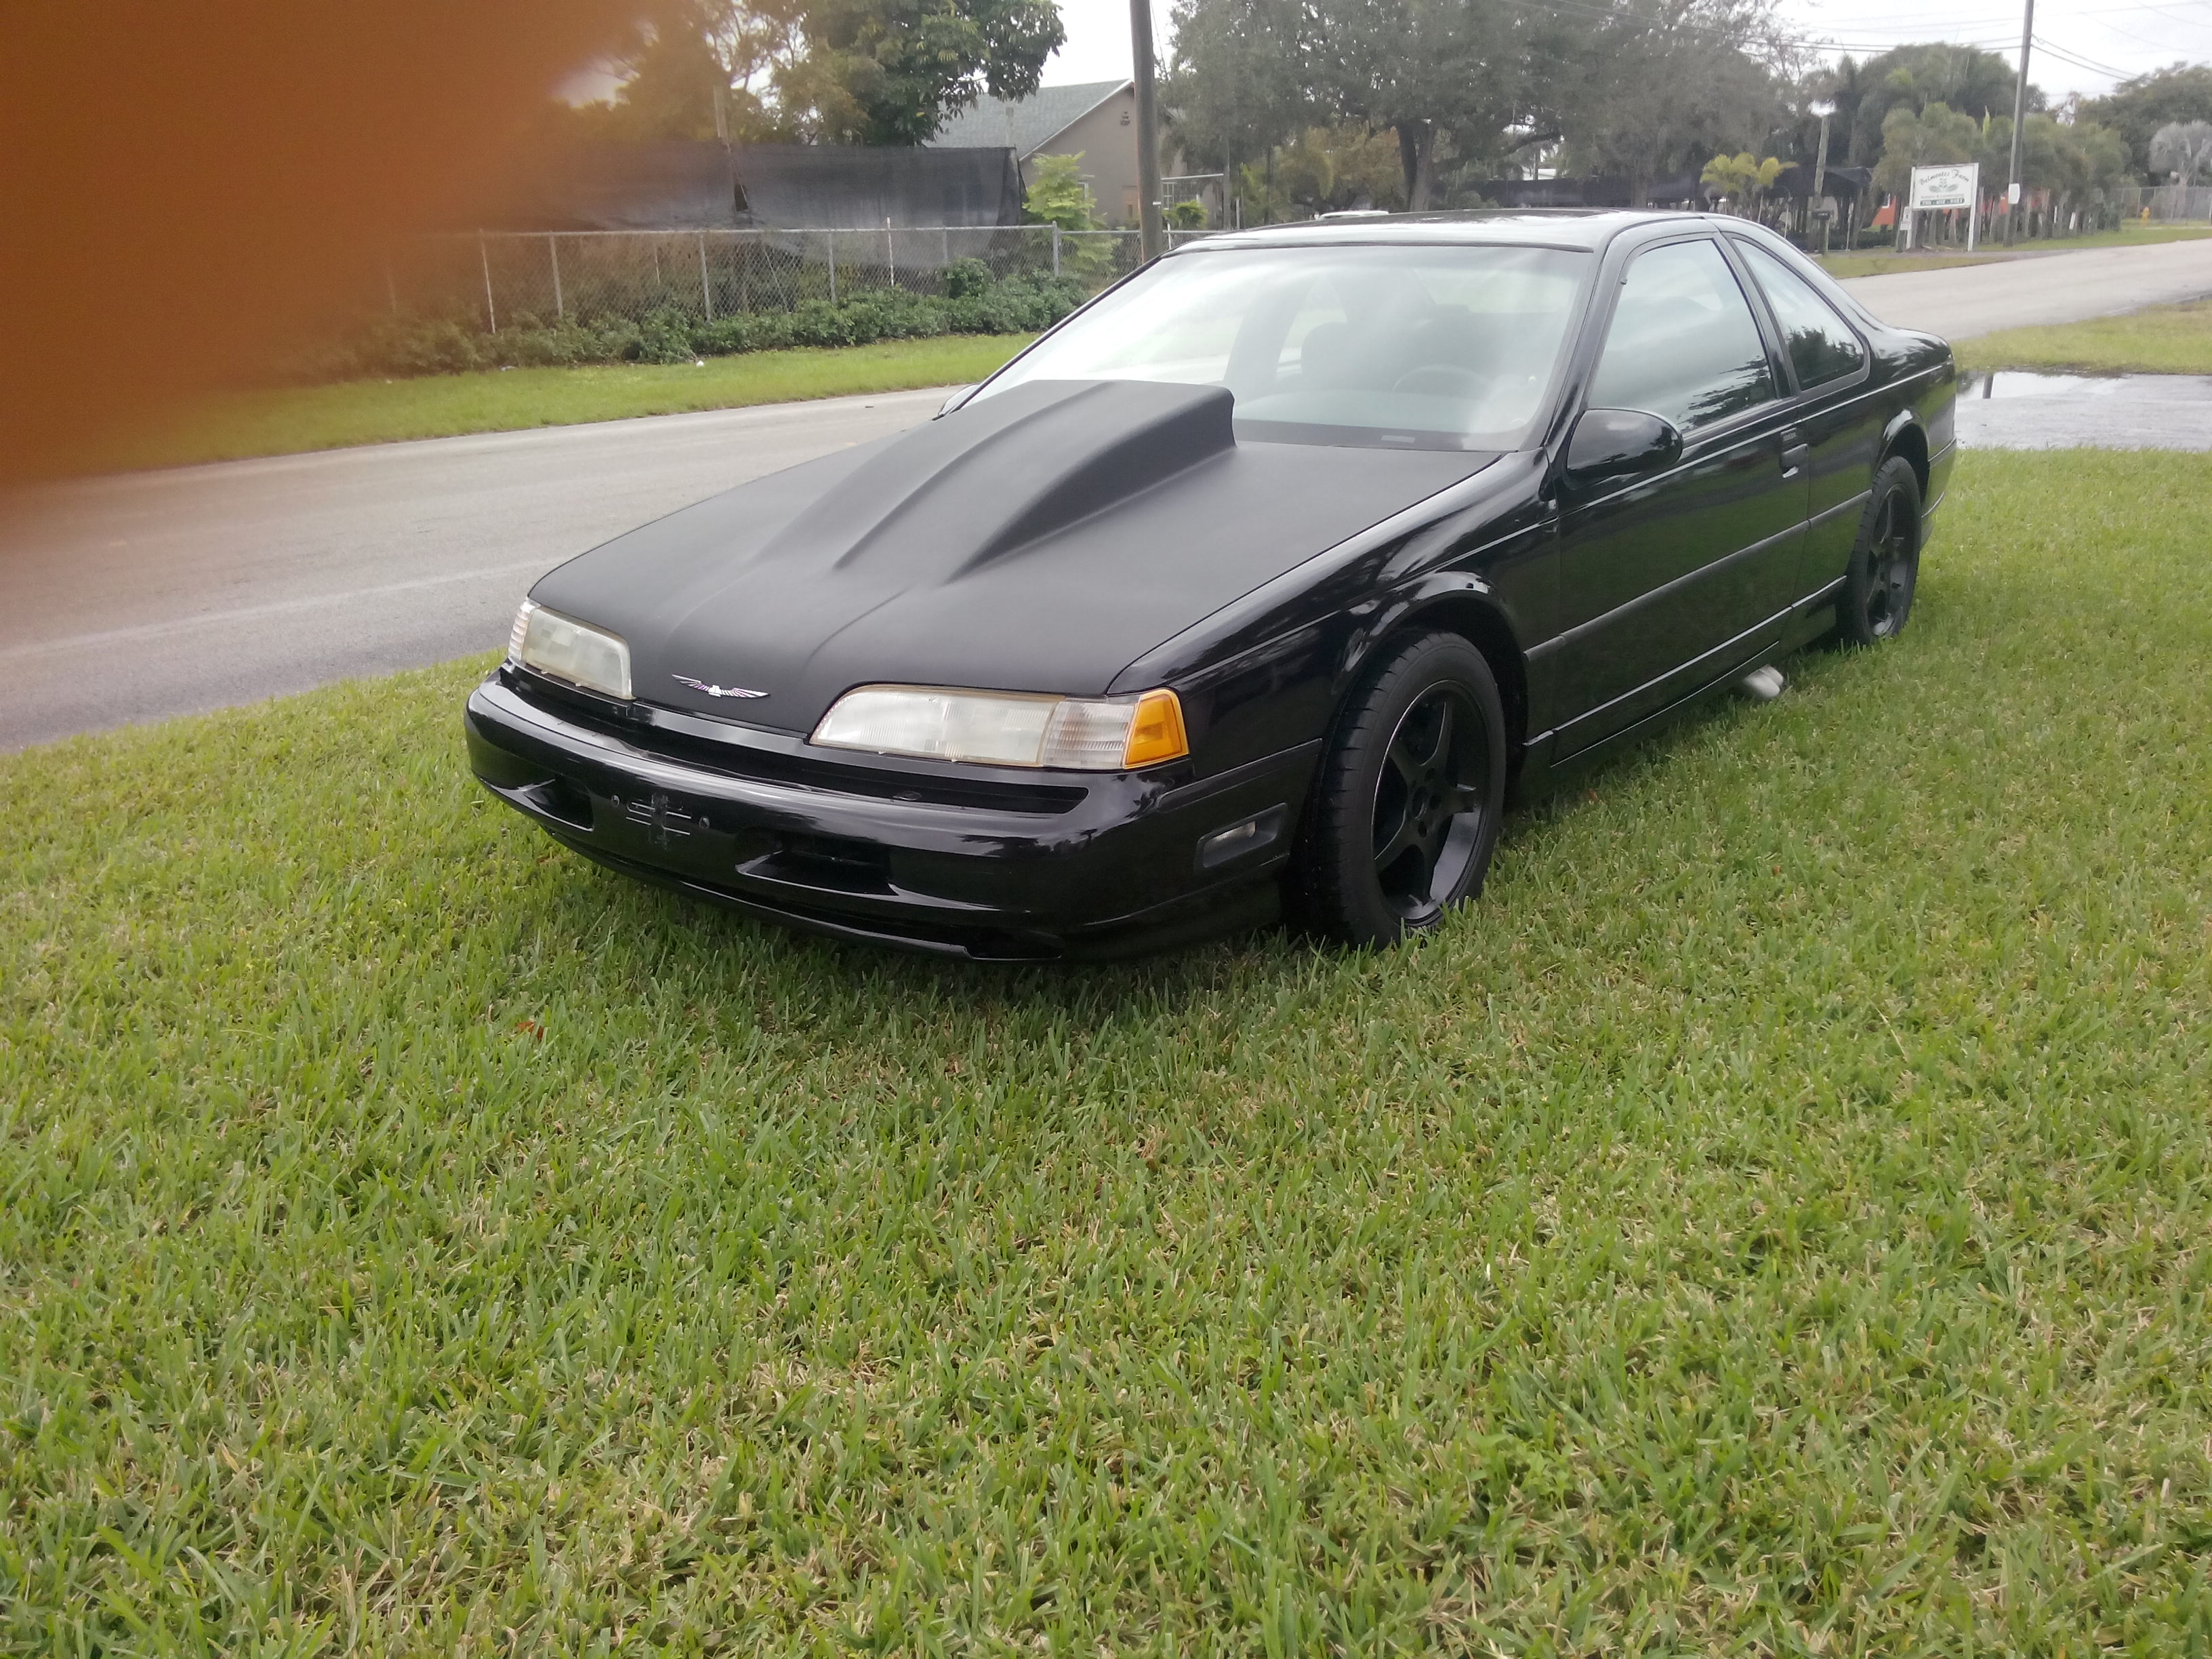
[975, 242, 1589, 451]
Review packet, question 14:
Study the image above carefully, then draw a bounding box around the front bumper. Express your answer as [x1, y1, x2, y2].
[464, 670, 1317, 960]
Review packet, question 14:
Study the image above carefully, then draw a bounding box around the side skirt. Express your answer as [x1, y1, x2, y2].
[1511, 578, 1843, 804]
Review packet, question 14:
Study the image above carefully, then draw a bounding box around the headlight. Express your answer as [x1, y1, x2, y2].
[508, 600, 631, 701]
[811, 684, 1188, 771]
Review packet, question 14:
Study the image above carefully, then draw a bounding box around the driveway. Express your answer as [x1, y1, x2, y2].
[6, 238, 2211, 750]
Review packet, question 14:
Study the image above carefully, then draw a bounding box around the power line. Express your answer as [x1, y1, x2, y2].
[1509, 0, 2022, 53]
[1519, 0, 2154, 62]
[2074, 12, 2212, 50]
[1813, 0, 2211, 19]
[2033, 31, 2137, 72]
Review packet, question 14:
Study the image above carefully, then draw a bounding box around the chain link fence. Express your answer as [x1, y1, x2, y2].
[2112, 184, 2212, 223]
[365, 226, 1224, 331]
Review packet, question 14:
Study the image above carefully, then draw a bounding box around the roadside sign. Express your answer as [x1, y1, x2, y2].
[1905, 162, 1981, 251]
[1909, 163, 1978, 211]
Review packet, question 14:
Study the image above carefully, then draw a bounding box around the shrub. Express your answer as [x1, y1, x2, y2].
[941, 258, 994, 300]
[285, 269, 1092, 384]
[632, 307, 698, 365]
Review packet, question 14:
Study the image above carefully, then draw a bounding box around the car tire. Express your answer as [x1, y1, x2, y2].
[1294, 630, 1507, 948]
[1829, 456, 1923, 648]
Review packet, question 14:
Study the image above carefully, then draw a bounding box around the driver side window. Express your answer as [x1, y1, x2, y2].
[1587, 240, 1777, 432]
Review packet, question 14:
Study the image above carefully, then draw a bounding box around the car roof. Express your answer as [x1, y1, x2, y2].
[1172, 209, 1722, 256]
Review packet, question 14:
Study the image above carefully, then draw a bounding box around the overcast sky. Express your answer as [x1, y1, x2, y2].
[1044, 0, 2212, 102]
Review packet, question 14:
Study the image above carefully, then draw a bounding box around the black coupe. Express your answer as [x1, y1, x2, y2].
[466, 210, 1955, 958]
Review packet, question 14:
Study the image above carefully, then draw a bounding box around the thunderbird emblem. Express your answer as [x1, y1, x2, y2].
[671, 674, 766, 699]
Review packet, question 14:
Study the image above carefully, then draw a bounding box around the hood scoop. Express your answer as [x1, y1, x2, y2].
[764, 379, 1237, 577]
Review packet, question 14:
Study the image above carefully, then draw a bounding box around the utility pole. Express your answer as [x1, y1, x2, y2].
[1812, 109, 1831, 254]
[1131, 0, 1165, 260]
[2005, 0, 2034, 245]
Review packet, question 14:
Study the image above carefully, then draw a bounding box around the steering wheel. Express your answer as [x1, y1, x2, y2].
[1391, 365, 1485, 398]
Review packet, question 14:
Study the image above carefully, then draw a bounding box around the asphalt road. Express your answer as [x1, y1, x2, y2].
[0, 390, 943, 751]
[6, 237, 2211, 751]
[1842, 234, 2212, 340]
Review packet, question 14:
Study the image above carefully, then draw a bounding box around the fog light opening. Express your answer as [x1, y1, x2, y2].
[1197, 804, 1287, 871]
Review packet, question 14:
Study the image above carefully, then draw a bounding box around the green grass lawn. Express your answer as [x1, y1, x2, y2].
[1820, 223, 2212, 280]
[1816, 251, 1999, 279]
[1959, 297, 2212, 375]
[7, 451, 2212, 1652]
[2013, 222, 2212, 253]
[105, 334, 1035, 470]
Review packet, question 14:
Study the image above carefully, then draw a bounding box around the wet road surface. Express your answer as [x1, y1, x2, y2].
[1954, 371, 2212, 451]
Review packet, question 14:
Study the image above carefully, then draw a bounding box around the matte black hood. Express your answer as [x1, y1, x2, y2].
[531, 379, 1492, 733]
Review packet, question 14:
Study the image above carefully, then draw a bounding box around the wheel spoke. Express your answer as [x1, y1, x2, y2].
[1374, 808, 1424, 875]
[1439, 785, 1481, 819]
[1416, 700, 1454, 775]
[1385, 741, 1422, 792]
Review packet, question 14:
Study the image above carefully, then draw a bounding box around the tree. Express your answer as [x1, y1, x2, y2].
[1164, 0, 1311, 190]
[1552, 0, 1791, 206]
[1976, 112, 2132, 197]
[1023, 152, 1098, 230]
[552, 0, 1063, 147]
[546, 0, 794, 142]
[1023, 153, 1119, 275]
[1700, 151, 1783, 213]
[1168, 0, 1792, 216]
[2150, 119, 2212, 185]
[2081, 64, 2212, 177]
[797, 0, 1064, 144]
[1300, 0, 1550, 208]
[1236, 125, 1406, 217]
[1807, 55, 1875, 167]
[1871, 100, 1978, 198]
[1838, 43, 2030, 168]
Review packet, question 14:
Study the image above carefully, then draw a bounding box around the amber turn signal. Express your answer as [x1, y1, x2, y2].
[1122, 689, 1189, 769]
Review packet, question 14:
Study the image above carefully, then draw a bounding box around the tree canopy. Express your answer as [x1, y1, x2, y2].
[554, 0, 1063, 145]
[2150, 119, 2212, 186]
[2082, 64, 2212, 177]
[1813, 43, 2031, 169]
[1870, 99, 2131, 200]
[1557, 0, 1790, 203]
[1166, 0, 1790, 209]
[1870, 100, 1980, 197]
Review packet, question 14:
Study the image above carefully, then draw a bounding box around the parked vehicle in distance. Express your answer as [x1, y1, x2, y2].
[467, 210, 1955, 959]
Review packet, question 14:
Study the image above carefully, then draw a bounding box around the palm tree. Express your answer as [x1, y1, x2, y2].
[2150, 121, 2212, 186]
[1702, 151, 1785, 216]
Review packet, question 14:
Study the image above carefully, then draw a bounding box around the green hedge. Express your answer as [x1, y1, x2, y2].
[294, 266, 1090, 383]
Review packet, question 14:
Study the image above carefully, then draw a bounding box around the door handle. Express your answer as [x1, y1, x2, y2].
[1779, 430, 1809, 478]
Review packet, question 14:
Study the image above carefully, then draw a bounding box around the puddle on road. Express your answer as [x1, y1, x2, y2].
[1962, 370, 2212, 401]
[1954, 369, 2212, 449]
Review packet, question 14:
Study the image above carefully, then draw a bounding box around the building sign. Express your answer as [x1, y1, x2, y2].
[1909, 163, 1979, 211]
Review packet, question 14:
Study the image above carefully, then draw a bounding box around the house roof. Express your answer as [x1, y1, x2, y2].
[926, 80, 1130, 158]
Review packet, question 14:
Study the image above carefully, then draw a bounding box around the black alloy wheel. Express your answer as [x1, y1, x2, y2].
[1295, 631, 1507, 947]
[1832, 457, 1923, 648]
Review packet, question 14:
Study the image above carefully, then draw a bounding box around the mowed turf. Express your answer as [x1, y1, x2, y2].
[1815, 224, 2212, 281]
[1958, 296, 2212, 376]
[100, 333, 1033, 470]
[5, 452, 2212, 1654]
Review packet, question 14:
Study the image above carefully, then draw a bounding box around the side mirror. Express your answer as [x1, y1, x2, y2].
[1563, 407, 1683, 489]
